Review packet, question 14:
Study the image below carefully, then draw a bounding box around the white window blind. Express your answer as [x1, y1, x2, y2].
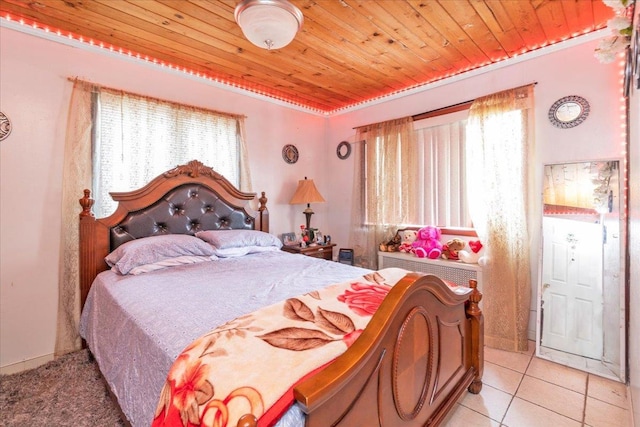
[93, 89, 241, 217]
[414, 118, 470, 227]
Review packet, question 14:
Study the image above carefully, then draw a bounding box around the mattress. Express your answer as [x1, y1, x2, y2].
[79, 251, 371, 427]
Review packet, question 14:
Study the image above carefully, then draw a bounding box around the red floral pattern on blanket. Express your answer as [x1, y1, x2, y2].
[337, 272, 392, 316]
[152, 269, 405, 427]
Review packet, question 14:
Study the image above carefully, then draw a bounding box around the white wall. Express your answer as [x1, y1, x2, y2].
[0, 26, 329, 370]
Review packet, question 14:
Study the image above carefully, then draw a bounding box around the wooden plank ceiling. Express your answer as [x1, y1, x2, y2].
[1, 0, 614, 113]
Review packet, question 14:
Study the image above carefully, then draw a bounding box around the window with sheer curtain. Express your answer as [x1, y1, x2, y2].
[413, 114, 470, 227]
[349, 114, 469, 269]
[93, 88, 243, 217]
[359, 114, 470, 228]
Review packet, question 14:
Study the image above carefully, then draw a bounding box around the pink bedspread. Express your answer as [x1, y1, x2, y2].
[151, 268, 409, 427]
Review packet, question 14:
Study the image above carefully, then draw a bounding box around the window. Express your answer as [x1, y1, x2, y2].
[360, 111, 471, 228]
[413, 111, 470, 227]
[92, 88, 242, 217]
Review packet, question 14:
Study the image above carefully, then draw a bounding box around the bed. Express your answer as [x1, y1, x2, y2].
[78, 160, 484, 427]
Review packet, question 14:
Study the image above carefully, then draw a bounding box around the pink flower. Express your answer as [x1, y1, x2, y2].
[153, 355, 214, 426]
[338, 282, 391, 316]
[171, 358, 213, 412]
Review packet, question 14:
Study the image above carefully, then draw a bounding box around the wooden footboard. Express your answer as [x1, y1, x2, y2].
[235, 273, 483, 427]
[293, 273, 483, 427]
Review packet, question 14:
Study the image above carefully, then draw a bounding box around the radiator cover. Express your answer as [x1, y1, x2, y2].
[378, 251, 483, 291]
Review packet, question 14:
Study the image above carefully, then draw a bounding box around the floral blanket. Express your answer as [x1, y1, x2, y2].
[152, 268, 410, 427]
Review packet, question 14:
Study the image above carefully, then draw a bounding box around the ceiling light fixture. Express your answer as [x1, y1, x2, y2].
[234, 0, 303, 50]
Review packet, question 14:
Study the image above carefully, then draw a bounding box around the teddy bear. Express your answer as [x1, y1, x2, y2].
[441, 238, 466, 261]
[412, 226, 443, 259]
[379, 232, 401, 252]
[458, 239, 488, 266]
[397, 229, 418, 253]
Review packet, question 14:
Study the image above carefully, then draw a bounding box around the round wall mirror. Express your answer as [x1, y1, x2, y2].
[548, 95, 589, 129]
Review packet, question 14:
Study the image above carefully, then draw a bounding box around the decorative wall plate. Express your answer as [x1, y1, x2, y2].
[0, 112, 12, 141]
[548, 96, 590, 129]
[336, 141, 351, 159]
[282, 144, 299, 164]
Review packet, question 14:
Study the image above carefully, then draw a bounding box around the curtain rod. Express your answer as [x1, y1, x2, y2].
[353, 81, 538, 129]
[66, 77, 247, 120]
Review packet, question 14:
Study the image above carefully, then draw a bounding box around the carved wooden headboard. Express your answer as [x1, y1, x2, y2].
[78, 160, 269, 310]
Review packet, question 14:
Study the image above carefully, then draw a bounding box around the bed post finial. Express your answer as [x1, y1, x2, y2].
[79, 189, 94, 217]
[259, 191, 267, 212]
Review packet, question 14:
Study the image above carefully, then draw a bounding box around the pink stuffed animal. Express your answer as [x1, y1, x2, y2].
[412, 226, 443, 259]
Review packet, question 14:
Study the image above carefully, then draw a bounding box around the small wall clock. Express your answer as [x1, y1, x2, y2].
[336, 141, 351, 159]
[548, 95, 590, 129]
[282, 144, 299, 164]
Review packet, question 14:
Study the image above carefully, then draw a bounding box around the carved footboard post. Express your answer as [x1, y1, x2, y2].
[466, 279, 484, 394]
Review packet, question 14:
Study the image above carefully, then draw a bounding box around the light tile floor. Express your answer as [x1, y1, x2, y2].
[442, 342, 631, 427]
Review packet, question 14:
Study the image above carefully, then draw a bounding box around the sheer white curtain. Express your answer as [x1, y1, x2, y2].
[55, 81, 252, 357]
[55, 80, 94, 356]
[465, 84, 535, 352]
[349, 117, 418, 268]
[93, 88, 249, 217]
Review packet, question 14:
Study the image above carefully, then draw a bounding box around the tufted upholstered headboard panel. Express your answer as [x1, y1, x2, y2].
[78, 160, 269, 310]
[110, 183, 255, 250]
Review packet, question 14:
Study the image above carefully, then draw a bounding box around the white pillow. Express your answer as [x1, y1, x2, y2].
[105, 234, 216, 275]
[196, 230, 282, 250]
[211, 245, 280, 258]
[128, 255, 218, 275]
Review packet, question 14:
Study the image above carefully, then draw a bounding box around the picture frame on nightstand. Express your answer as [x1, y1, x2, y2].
[281, 232, 297, 246]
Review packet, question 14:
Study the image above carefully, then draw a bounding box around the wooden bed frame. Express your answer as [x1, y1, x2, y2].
[78, 160, 483, 427]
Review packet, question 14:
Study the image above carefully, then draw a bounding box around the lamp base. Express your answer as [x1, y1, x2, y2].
[302, 203, 313, 229]
[303, 209, 314, 230]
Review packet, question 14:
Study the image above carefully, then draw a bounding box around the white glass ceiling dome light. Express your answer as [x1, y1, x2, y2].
[234, 0, 304, 50]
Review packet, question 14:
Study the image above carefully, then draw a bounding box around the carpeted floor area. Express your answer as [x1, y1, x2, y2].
[0, 349, 127, 426]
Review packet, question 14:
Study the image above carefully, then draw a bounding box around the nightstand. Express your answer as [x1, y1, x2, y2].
[281, 243, 336, 260]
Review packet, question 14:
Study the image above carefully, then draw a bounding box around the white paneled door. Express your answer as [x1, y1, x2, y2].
[541, 217, 604, 359]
